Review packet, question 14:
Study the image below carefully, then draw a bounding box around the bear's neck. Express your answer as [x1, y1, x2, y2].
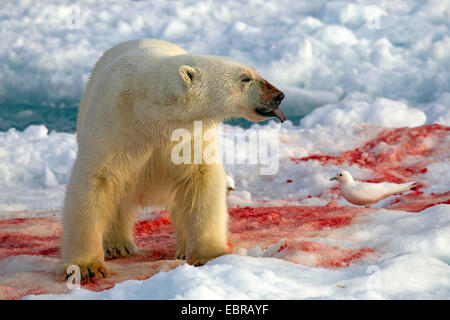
[131, 118, 219, 141]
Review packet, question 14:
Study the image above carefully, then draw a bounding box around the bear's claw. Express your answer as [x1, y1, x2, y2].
[79, 263, 108, 282]
[187, 257, 212, 267]
[104, 241, 139, 260]
[58, 262, 109, 283]
[175, 248, 186, 260]
[186, 249, 228, 266]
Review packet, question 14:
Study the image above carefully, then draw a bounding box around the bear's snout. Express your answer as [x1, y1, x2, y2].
[273, 92, 285, 105]
[260, 79, 282, 105]
[255, 80, 286, 123]
[274, 92, 285, 104]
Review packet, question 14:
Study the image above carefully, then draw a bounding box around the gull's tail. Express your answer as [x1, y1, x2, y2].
[391, 181, 417, 195]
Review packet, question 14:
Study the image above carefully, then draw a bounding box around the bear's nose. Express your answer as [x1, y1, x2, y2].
[273, 92, 285, 105]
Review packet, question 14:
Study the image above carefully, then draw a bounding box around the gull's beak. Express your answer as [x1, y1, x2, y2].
[329, 176, 337, 181]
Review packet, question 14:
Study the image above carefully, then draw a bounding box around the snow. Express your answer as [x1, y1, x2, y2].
[1, 0, 450, 126]
[301, 95, 427, 129]
[0, 0, 449, 300]
[21, 204, 449, 300]
[0, 126, 75, 212]
[4, 120, 448, 212]
[28, 241, 450, 300]
[0, 124, 448, 301]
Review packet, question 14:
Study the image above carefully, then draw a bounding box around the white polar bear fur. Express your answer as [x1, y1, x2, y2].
[60, 39, 283, 279]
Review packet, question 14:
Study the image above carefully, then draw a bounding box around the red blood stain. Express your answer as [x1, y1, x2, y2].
[386, 190, 450, 212]
[129, 204, 374, 270]
[0, 217, 61, 259]
[0, 233, 60, 259]
[134, 214, 171, 237]
[0, 218, 47, 226]
[225, 240, 233, 254]
[0, 204, 368, 265]
[275, 240, 375, 268]
[3, 195, 446, 299]
[277, 243, 288, 253]
[133, 212, 176, 261]
[228, 203, 366, 248]
[291, 124, 449, 183]
[1, 124, 449, 299]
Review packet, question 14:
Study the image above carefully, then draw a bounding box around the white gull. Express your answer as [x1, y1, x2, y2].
[330, 170, 416, 208]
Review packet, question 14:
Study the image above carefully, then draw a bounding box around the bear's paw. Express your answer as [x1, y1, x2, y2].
[57, 261, 109, 283]
[104, 240, 139, 260]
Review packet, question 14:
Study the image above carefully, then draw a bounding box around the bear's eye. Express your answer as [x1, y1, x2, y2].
[241, 77, 251, 82]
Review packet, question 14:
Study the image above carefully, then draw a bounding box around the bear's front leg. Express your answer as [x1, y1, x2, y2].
[171, 164, 229, 266]
[58, 164, 114, 281]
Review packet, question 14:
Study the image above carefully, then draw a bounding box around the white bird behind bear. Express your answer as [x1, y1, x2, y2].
[329, 170, 416, 208]
[226, 175, 235, 196]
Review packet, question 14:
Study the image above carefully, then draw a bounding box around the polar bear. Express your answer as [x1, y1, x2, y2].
[59, 39, 285, 281]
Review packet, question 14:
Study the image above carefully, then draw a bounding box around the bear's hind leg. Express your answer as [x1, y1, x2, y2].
[103, 200, 139, 259]
[172, 214, 187, 260]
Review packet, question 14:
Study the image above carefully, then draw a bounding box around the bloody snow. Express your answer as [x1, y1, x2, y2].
[0, 124, 448, 300]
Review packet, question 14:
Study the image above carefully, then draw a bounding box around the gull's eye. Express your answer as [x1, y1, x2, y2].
[241, 77, 251, 82]
[339, 174, 342, 176]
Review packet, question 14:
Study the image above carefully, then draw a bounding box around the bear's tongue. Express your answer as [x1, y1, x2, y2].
[272, 107, 286, 123]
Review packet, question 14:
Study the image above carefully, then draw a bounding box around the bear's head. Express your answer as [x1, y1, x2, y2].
[161, 54, 286, 123]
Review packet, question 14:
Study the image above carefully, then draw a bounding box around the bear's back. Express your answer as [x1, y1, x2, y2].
[77, 39, 188, 140]
[93, 39, 188, 73]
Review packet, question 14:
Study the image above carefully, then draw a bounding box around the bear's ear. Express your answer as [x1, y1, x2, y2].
[179, 65, 197, 85]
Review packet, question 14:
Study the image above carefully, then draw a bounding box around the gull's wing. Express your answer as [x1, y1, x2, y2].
[350, 181, 414, 199]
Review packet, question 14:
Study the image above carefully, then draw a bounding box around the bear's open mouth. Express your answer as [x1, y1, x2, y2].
[255, 106, 286, 123]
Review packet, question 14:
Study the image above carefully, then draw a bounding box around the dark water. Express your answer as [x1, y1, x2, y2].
[0, 102, 303, 133]
[0, 103, 79, 133]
